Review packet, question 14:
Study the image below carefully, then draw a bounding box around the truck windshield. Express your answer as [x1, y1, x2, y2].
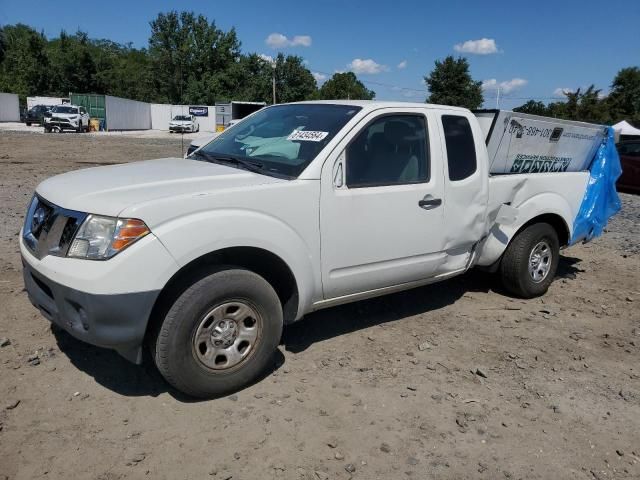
[194, 104, 361, 178]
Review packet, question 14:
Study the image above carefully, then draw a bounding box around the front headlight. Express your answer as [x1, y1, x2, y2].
[68, 215, 150, 260]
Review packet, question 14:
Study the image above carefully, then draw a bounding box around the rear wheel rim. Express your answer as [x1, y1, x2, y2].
[528, 240, 552, 283]
[192, 301, 262, 370]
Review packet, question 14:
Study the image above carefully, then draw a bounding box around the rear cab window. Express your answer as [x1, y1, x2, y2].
[441, 115, 477, 181]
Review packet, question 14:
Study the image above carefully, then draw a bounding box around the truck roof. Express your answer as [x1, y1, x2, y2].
[289, 100, 470, 113]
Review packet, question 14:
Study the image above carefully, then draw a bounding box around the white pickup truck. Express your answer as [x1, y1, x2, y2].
[21, 101, 616, 398]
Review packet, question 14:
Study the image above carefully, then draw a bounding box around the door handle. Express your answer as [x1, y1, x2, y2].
[418, 195, 442, 210]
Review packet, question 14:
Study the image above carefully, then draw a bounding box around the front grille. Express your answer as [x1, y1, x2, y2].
[23, 195, 87, 259]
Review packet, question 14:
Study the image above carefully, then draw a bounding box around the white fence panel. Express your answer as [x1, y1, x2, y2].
[105, 95, 151, 130]
[0, 92, 20, 122]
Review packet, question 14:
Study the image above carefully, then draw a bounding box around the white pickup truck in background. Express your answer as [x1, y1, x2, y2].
[20, 101, 617, 398]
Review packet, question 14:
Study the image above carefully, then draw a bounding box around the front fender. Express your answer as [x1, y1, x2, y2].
[152, 208, 319, 318]
[476, 191, 575, 267]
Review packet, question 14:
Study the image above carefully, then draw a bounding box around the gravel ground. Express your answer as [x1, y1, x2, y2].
[0, 131, 639, 480]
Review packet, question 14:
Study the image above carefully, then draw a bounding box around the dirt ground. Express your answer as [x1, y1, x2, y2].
[1, 131, 639, 480]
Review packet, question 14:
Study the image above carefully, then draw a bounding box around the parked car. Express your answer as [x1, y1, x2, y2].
[25, 105, 52, 126]
[169, 115, 199, 133]
[21, 101, 617, 398]
[616, 140, 640, 193]
[44, 104, 90, 133]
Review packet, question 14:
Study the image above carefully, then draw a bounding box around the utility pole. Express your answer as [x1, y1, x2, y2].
[271, 62, 277, 104]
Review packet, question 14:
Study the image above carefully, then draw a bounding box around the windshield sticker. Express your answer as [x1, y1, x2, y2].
[287, 130, 329, 142]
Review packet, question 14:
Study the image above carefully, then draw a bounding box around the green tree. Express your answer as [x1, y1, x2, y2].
[211, 53, 271, 102]
[219, 53, 317, 104]
[47, 30, 99, 95]
[548, 86, 610, 123]
[93, 41, 155, 102]
[513, 100, 550, 116]
[317, 72, 375, 100]
[607, 66, 640, 124]
[0, 24, 50, 97]
[273, 53, 317, 103]
[424, 56, 483, 109]
[148, 11, 241, 104]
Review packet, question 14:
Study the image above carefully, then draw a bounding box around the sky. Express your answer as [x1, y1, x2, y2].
[1, 0, 639, 109]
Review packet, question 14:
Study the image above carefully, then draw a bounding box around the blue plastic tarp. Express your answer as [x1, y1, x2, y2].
[570, 127, 622, 245]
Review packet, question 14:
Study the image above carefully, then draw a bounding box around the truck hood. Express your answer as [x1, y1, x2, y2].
[36, 158, 285, 217]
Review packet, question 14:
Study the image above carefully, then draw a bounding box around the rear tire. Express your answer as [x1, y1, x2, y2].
[500, 223, 559, 298]
[153, 267, 283, 398]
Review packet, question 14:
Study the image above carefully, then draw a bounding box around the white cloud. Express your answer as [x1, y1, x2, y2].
[259, 53, 274, 64]
[266, 32, 312, 48]
[482, 78, 528, 93]
[292, 35, 312, 47]
[312, 72, 327, 83]
[454, 38, 499, 55]
[348, 58, 389, 74]
[397, 60, 408, 70]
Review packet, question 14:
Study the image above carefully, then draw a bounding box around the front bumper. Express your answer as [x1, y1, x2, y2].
[46, 119, 78, 130]
[22, 256, 159, 363]
[169, 125, 193, 132]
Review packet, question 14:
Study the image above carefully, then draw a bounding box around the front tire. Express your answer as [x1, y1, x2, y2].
[500, 223, 559, 298]
[153, 267, 283, 398]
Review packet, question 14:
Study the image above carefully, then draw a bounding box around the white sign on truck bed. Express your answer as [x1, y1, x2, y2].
[475, 109, 607, 174]
[20, 100, 619, 398]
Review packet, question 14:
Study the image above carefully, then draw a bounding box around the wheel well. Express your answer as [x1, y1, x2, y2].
[145, 247, 299, 346]
[517, 213, 570, 247]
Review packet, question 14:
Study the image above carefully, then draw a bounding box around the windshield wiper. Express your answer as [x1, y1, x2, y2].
[192, 151, 264, 173]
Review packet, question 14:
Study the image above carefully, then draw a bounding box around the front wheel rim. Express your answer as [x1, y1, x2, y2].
[192, 300, 262, 370]
[528, 240, 552, 283]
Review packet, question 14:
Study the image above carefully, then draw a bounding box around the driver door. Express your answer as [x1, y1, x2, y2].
[320, 108, 447, 299]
